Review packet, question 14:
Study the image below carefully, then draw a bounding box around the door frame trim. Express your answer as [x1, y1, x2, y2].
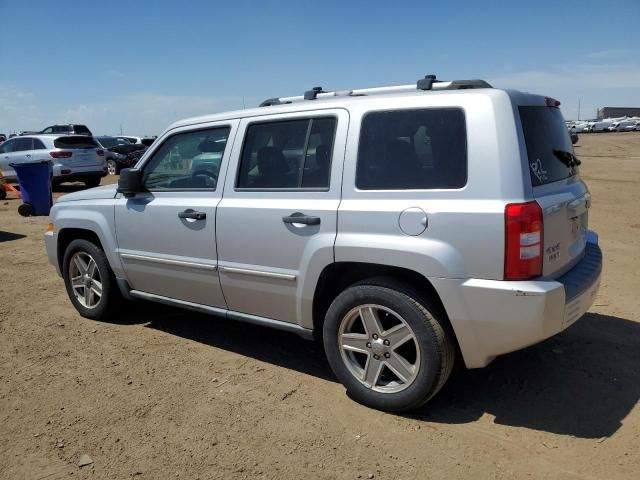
[120, 253, 218, 271]
[128, 290, 314, 339]
[219, 266, 296, 281]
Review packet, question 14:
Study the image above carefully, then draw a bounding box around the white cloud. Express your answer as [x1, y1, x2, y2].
[0, 88, 242, 136]
[488, 63, 640, 91]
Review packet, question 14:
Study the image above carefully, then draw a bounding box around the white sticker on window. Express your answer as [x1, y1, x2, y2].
[530, 157, 548, 183]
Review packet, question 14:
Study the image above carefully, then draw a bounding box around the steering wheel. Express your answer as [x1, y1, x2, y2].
[191, 168, 218, 187]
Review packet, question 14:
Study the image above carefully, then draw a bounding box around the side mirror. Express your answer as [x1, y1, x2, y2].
[117, 168, 143, 197]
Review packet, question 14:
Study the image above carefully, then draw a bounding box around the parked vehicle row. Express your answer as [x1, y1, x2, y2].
[46, 76, 602, 412]
[566, 118, 640, 133]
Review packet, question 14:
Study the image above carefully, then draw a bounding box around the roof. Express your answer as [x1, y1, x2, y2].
[168, 86, 502, 131]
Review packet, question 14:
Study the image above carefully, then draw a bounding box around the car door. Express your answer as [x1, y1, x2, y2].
[0, 138, 19, 177]
[114, 121, 238, 308]
[217, 109, 347, 324]
[0, 138, 32, 178]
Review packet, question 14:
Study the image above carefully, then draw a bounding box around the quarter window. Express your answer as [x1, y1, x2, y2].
[237, 117, 336, 189]
[143, 127, 231, 190]
[356, 108, 467, 190]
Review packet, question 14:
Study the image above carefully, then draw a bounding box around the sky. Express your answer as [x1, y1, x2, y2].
[1, 0, 639, 135]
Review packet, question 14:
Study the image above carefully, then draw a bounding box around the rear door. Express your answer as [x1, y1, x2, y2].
[518, 104, 589, 277]
[216, 110, 347, 324]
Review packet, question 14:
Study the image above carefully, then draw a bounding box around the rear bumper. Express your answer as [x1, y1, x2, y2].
[432, 237, 602, 368]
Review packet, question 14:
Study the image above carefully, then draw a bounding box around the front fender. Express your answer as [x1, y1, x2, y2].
[50, 201, 123, 277]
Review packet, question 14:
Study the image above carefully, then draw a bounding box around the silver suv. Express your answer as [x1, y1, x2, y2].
[44, 76, 602, 411]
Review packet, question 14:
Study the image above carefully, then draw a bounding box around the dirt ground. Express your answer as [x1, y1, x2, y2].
[1, 133, 639, 480]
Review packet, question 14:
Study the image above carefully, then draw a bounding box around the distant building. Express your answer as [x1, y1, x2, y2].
[597, 107, 640, 119]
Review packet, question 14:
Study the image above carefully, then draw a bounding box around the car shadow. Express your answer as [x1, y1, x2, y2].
[52, 183, 89, 193]
[0, 231, 27, 242]
[111, 303, 639, 438]
[418, 312, 640, 439]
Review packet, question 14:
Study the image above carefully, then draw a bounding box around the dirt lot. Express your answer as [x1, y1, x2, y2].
[1, 133, 639, 479]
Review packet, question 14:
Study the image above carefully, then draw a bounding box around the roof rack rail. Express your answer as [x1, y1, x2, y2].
[258, 74, 492, 107]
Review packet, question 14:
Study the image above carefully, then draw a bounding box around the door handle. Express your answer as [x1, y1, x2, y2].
[282, 212, 321, 226]
[178, 209, 206, 220]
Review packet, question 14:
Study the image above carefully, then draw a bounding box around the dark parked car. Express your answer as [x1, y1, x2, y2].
[40, 124, 93, 136]
[96, 136, 146, 174]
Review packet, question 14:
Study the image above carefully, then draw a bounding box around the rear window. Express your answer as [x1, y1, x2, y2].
[519, 106, 578, 187]
[72, 125, 92, 135]
[356, 108, 467, 190]
[54, 136, 99, 149]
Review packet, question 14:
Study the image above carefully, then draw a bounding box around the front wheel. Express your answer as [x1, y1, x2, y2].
[62, 239, 119, 320]
[323, 278, 455, 412]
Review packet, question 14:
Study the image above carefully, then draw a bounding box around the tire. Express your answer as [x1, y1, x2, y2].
[323, 278, 455, 412]
[62, 239, 120, 320]
[106, 160, 118, 175]
[18, 202, 34, 217]
[84, 177, 101, 188]
[0, 188, 6, 200]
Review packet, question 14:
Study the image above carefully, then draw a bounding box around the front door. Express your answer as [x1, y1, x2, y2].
[114, 122, 237, 307]
[217, 110, 348, 324]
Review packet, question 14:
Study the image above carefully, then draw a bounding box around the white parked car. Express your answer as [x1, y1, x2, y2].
[614, 120, 640, 132]
[0, 135, 107, 187]
[591, 121, 612, 133]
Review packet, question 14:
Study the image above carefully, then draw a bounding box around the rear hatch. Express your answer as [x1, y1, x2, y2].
[54, 136, 102, 166]
[519, 104, 589, 278]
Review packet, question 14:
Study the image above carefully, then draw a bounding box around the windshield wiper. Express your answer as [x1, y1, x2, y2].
[553, 149, 581, 168]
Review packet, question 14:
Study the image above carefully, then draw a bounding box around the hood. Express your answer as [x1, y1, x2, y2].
[56, 183, 118, 203]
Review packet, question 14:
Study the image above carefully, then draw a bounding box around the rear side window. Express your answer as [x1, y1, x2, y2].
[356, 108, 467, 190]
[54, 136, 99, 149]
[14, 138, 33, 151]
[33, 139, 46, 150]
[519, 106, 578, 186]
[237, 117, 336, 190]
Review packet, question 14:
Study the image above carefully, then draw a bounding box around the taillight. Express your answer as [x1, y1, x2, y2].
[49, 151, 72, 158]
[96, 149, 104, 156]
[504, 201, 543, 280]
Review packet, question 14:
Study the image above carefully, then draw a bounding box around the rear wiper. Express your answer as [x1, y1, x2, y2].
[553, 149, 582, 168]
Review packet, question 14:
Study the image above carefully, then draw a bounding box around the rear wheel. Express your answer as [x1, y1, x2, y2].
[62, 239, 120, 320]
[323, 278, 455, 412]
[106, 160, 118, 175]
[84, 177, 101, 188]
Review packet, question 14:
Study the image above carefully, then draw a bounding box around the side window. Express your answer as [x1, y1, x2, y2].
[237, 117, 336, 189]
[14, 138, 33, 152]
[33, 139, 47, 150]
[356, 108, 467, 190]
[143, 127, 231, 190]
[0, 139, 16, 153]
[42, 127, 53, 134]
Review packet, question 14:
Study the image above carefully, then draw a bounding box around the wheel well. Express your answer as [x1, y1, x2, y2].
[57, 228, 103, 271]
[312, 262, 455, 338]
